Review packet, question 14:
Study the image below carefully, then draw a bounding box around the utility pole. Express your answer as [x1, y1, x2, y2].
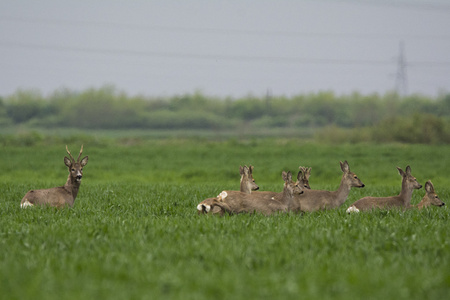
[395, 41, 408, 96]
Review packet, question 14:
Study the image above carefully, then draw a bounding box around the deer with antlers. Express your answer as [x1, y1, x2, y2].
[20, 145, 88, 208]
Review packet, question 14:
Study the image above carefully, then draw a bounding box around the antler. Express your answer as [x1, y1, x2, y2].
[66, 145, 84, 162]
[66, 145, 75, 162]
[76, 145, 84, 162]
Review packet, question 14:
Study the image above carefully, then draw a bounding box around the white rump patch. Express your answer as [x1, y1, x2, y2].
[197, 204, 210, 213]
[217, 191, 228, 201]
[346, 205, 359, 214]
[21, 200, 34, 208]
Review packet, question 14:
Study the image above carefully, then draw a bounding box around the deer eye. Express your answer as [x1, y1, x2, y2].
[72, 169, 75, 172]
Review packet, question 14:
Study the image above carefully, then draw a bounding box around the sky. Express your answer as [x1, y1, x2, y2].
[1, 0, 450, 98]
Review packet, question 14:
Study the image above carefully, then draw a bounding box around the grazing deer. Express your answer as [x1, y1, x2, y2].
[346, 166, 422, 213]
[20, 145, 88, 208]
[417, 180, 445, 209]
[197, 165, 259, 214]
[208, 171, 303, 215]
[292, 161, 365, 212]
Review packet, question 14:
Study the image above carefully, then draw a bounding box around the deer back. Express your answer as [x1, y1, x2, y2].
[294, 161, 364, 212]
[347, 165, 421, 213]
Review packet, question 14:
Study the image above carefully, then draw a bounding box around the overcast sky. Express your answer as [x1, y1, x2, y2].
[1, 0, 450, 98]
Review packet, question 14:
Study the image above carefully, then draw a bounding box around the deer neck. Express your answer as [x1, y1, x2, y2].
[281, 186, 294, 208]
[398, 179, 414, 204]
[416, 200, 425, 210]
[335, 175, 351, 205]
[64, 174, 81, 200]
[240, 177, 250, 194]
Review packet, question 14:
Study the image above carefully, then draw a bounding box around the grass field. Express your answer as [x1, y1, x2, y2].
[0, 138, 449, 300]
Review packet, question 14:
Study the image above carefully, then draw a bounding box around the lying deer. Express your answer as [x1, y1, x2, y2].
[20, 145, 88, 208]
[256, 166, 311, 202]
[298, 166, 311, 189]
[346, 165, 421, 213]
[207, 171, 303, 215]
[197, 165, 259, 214]
[417, 180, 445, 209]
[292, 161, 365, 212]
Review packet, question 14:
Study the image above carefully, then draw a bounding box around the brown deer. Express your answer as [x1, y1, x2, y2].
[346, 165, 422, 213]
[417, 180, 445, 209]
[298, 166, 312, 189]
[208, 171, 303, 215]
[197, 165, 259, 214]
[292, 161, 365, 212]
[20, 145, 88, 208]
[253, 166, 311, 202]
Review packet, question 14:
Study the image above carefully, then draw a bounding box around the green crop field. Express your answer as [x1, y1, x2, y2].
[0, 138, 449, 300]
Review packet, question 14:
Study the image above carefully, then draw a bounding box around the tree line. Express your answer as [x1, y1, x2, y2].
[1, 86, 450, 143]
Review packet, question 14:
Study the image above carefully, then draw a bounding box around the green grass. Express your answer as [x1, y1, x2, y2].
[0, 139, 449, 300]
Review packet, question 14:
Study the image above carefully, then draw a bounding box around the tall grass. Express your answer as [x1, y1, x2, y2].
[0, 139, 448, 299]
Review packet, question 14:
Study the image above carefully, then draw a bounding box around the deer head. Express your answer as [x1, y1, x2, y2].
[340, 160, 365, 188]
[298, 166, 311, 189]
[397, 166, 422, 190]
[419, 180, 445, 208]
[64, 145, 89, 183]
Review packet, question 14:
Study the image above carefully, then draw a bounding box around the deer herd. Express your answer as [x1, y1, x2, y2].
[20, 145, 445, 214]
[196, 161, 444, 216]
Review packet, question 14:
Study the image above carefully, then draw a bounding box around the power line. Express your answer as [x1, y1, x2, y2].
[1, 15, 450, 41]
[2, 41, 450, 69]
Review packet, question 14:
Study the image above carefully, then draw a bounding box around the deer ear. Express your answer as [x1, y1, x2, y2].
[239, 166, 244, 176]
[80, 156, 88, 167]
[340, 161, 349, 173]
[282, 171, 288, 182]
[405, 166, 412, 175]
[297, 170, 302, 181]
[243, 165, 250, 176]
[249, 165, 254, 174]
[397, 167, 405, 177]
[64, 156, 72, 168]
[425, 180, 434, 193]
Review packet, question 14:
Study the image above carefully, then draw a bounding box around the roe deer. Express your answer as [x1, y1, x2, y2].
[197, 165, 259, 214]
[298, 166, 311, 189]
[292, 161, 365, 212]
[208, 171, 303, 215]
[346, 166, 422, 213]
[255, 166, 311, 202]
[20, 145, 89, 208]
[417, 180, 445, 209]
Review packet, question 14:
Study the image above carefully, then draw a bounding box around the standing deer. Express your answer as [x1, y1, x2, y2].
[417, 180, 445, 209]
[197, 165, 259, 214]
[346, 165, 421, 213]
[292, 161, 365, 212]
[208, 171, 303, 215]
[20, 145, 88, 208]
